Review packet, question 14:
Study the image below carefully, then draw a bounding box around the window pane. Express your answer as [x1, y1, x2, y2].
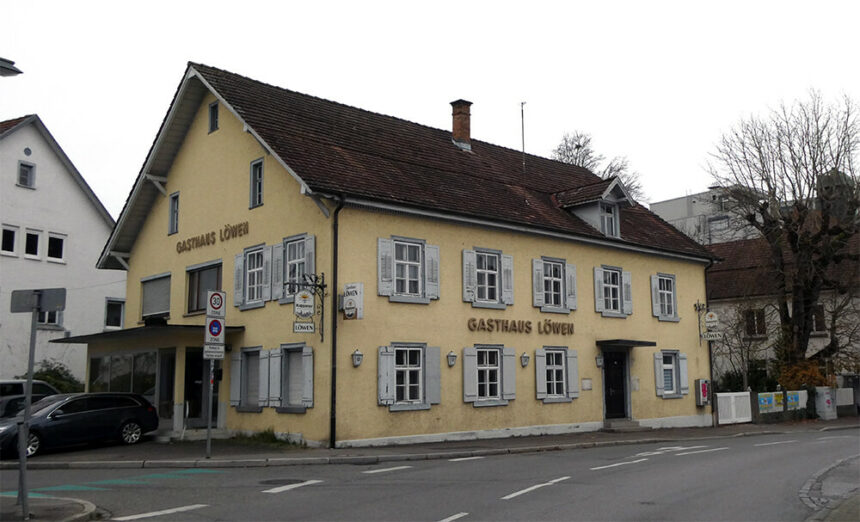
[25, 232, 38, 256]
[132, 352, 157, 401]
[2, 229, 15, 252]
[47, 236, 64, 259]
[89, 357, 110, 392]
[106, 300, 123, 328]
[110, 354, 133, 392]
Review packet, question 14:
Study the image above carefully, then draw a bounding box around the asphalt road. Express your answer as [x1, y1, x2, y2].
[1, 430, 857, 521]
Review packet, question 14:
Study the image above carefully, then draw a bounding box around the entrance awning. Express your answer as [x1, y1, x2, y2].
[596, 339, 657, 348]
[51, 323, 245, 344]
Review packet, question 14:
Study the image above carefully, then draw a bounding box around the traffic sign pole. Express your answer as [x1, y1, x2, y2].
[203, 291, 226, 459]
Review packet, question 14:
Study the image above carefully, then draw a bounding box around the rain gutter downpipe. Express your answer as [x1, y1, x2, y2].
[329, 195, 345, 448]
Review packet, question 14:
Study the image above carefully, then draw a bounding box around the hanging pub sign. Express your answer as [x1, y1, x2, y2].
[343, 282, 364, 320]
[294, 290, 314, 319]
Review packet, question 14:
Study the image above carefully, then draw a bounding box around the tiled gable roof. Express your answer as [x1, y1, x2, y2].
[554, 178, 615, 207]
[191, 63, 711, 260]
[0, 115, 34, 137]
[706, 235, 859, 300]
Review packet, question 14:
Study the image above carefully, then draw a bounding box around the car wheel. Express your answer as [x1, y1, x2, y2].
[25, 432, 41, 457]
[120, 421, 143, 445]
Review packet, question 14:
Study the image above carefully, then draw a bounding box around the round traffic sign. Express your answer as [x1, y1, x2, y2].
[209, 293, 223, 310]
[208, 319, 223, 337]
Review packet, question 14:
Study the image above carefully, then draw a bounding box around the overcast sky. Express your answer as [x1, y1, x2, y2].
[4, 1, 859, 218]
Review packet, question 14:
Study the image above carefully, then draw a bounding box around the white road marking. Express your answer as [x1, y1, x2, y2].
[817, 436, 854, 440]
[362, 465, 413, 474]
[501, 476, 569, 500]
[112, 504, 208, 520]
[262, 479, 323, 494]
[438, 513, 470, 522]
[449, 456, 485, 462]
[676, 447, 729, 456]
[754, 440, 798, 447]
[590, 458, 648, 470]
[635, 446, 707, 457]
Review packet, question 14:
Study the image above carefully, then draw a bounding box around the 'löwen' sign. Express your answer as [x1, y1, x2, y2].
[467, 317, 575, 336]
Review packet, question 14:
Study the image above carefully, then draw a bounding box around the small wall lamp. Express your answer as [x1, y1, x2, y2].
[447, 351, 457, 367]
[520, 352, 530, 367]
[352, 349, 363, 367]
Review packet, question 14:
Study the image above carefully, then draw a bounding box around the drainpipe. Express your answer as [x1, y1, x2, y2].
[329, 195, 345, 448]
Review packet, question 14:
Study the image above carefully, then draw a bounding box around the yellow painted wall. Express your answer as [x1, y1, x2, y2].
[105, 85, 710, 446]
[334, 207, 710, 441]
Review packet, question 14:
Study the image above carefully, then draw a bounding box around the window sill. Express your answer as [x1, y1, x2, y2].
[36, 324, 64, 331]
[1, 251, 17, 257]
[472, 399, 509, 408]
[46, 258, 66, 265]
[249, 203, 263, 210]
[389, 295, 430, 305]
[541, 397, 572, 404]
[235, 405, 263, 413]
[183, 311, 206, 317]
[24, 255, 42, 261]
[278, 296, 296, 305]
[276, 405, 308, 414]
[471, 301, 506, 310]
[659, 393, 683, 399]
[389, 402, 431, 412]
[539, 306, 571, 315]
[600, 311, 627, 319]
[239, 301, 265, 311]
[15, 183, 36, 190]
[657, 316, 681, 323]
[103, 326, 123, 331]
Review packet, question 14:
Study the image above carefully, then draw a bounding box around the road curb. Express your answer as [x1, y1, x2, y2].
[800, 453, 860, 518]
[2, 424, 856, 470]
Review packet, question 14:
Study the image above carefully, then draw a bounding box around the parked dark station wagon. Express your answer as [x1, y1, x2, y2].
[0, 392, 159, 457]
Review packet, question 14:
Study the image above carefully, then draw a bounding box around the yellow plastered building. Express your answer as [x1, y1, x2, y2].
[71, 63, 715, 447]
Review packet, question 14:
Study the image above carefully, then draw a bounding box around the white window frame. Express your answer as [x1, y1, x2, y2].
[394, 240, 423, 298]
[249, 159, 263, 208]
[476, 347, 501, 401]
[543, 260, 564, 308]
[395, 345, 423, 404]
[600, 202, 619, 237]
[37, 310, 63, 327]
[104, 298, 125, 330]
[545, 350, 566, 397]
[285, 237, 307, 294]
[535, 347, 580, 403]
[603, 268, 621, 313]
[17, 161, 35, 188]
[208, 101, 219, 133]
[24, 229, 41, 259]
[651, 273, 679, 322]
[378, 237, 439, 304]
[187, 260, 222, 314]
[168, 192, 179, 235]
[245, 247, 265, 305]
[46, 232, 66, 263]
[1, 225, 18, 256]
[378, 344, 441, 411]
[533, 257, 577, 314]
[476, 251, 500, 304]
[662, 354, 676, 395]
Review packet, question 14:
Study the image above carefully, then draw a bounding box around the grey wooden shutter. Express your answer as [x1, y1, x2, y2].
[532, 259, 545, 308]
[565, 263, 577, 311]
[651, 275, 660, 317]
[425, 244, 440, 300]
[679, 353, 689, 395]
[670, 276, 678, 320]
[302, 346, 314, 407]
[233, 253, 244, 307]
[258, 350, 270, 407]
[593, 267, 605, 312]
[272, 243, 284, 301]
[566, 349, 580, 399]
[377, 346, 395, 405]
[378, 238, 394, 297]
[305, 235, 315, 276]
[268, 349, 282, 406]
[425, 346, 441, 405]
[261, 245, 273, 302]
[535, 348, 547, 399]
[622, 271, 633, 315]
[654, 352, 664, 397]
[462, 347, 477, 402]
[462, 250, 477, 302]
[229, 352, 242, 406]
[502, 346, 516, 400]
[501, 254, 514, 305]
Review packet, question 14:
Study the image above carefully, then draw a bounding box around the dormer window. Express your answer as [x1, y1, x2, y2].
[600, 202, 619, 237]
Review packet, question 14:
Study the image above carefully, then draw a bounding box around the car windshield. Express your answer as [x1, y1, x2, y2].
[27, 395, 68, 417]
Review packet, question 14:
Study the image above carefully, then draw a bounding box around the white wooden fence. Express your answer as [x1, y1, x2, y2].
[716, 392, 752, 425]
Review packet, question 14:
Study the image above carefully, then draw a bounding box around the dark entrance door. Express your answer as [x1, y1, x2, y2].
[184, 348, 219, 429]
[604, 351, 627, 419]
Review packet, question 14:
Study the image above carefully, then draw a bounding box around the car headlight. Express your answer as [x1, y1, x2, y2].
[0, 425, 11, 434]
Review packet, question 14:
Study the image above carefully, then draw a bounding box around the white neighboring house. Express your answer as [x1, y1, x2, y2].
[649, 187, 757, 245]
[0, 115, 126, 380]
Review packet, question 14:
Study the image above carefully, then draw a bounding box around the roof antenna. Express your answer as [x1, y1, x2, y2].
[521, 101, 526, 174]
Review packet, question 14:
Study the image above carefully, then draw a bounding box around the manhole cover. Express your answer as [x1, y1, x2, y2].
[259, 478, 305, 486]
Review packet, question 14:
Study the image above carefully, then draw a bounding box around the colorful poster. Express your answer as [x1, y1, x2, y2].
[787, 391, 800, 410]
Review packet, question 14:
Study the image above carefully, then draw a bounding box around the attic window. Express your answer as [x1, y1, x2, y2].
[208, 102, 219, 133]
[599, 202, 619, 237]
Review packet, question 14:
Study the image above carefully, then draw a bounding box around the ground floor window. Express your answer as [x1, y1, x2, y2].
[88, 352, 156, 401]
[463, 345, 515, 406]
[654, 350, 689, 398]
[534, 347, 580, 402]
[377, 344, 440, 411]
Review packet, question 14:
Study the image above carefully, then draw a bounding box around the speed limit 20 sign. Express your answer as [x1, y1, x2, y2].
[207, 291, 226, 318]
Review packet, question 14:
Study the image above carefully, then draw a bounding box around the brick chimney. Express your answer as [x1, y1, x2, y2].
[451, 99, 472, 151]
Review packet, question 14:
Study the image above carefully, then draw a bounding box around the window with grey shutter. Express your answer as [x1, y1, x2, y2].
[501, 255, 514, 305]
[566, 349, 579, 399]
[534, 348, 547, 400]
[377, 346, 395, 405]
[268, 350, 282, 405]
[465, 248, 510, 309]
[566, 264, 577, 311]
[233, 253, 244, 307]
[502, 347, 516, 400]
[380, 344, 439, 412]
[229, 353, 241, 406]
[593, 267, 605, 313]
[379, 236, 438, 304]
[272, 243, 284, 301]
[281, 234, 314, 302]
[425, 346, 441, 405]
[679, 353, 689, 395]
[301, 346, 314, 407]
[651, 274, 679, 322]
[275, 344, 314, 413]
[535, 258, 576, 314]
[532, 259, 545, 308]
[261, 245, 273, 302]
[462, 250, 477, 303]
[654, 350, 686, 399]
[425, 245, 440, 300]
[462, 347, 478, 403]
[238, 348, 262, 411]
[378, 238, 394, 297]
[622, 271, 633, 315]
[258, 350, 270, 407]
[141, 274, 170, 318]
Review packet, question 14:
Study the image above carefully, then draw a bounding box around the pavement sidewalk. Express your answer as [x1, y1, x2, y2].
[1, 417, 857, 521]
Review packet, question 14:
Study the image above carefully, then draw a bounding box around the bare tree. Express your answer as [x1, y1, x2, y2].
[552, 131, 646, 202]
[709, 92, 859, 364]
